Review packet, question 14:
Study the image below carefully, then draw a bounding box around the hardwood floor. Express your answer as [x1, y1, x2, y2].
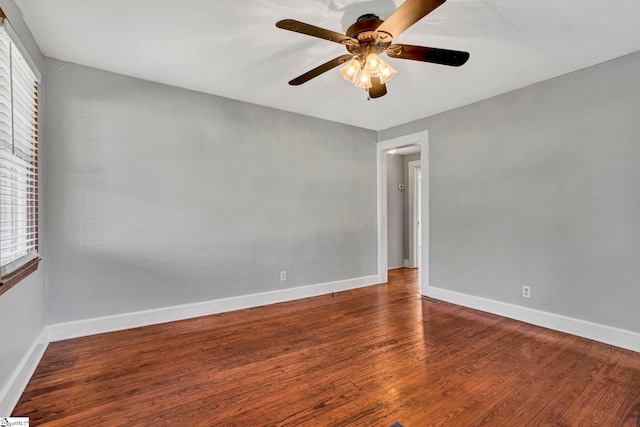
[13, 268, 640, 426]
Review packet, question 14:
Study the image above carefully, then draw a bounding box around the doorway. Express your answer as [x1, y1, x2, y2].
[377, 130, 429, 294]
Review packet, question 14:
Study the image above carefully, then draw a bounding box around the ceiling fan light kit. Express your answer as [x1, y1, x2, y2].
[276, 0, 469, 99]
[342, 53, 398, 90]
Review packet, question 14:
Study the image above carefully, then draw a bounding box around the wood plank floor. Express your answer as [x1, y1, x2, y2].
[13, 268, 640, 426]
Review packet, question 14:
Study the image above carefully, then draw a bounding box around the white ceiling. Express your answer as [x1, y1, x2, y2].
[15, 0, 640, 131]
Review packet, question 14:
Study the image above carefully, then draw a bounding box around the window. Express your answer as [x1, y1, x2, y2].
[0, 10, 40, 295]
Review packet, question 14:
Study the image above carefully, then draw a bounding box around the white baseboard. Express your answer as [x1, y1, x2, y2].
[0, 327, 49, 416]
[49, 275, 379, 342]
[403, 259, 410, 268]
[425, 285, 640, 354]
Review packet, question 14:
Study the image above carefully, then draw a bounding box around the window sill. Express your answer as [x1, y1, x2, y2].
[0, 257, 41, 297]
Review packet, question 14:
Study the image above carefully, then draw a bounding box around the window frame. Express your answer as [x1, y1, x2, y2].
[0, 8, 41, 296]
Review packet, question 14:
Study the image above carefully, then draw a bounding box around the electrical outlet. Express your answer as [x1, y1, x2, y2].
[522, 285, 531, 298]
[280, 271, 287, 281]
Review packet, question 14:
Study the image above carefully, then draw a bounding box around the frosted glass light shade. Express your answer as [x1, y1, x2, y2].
[378, 61, 397, 84]
[354, 69, 372, 88]
[339, 58, 361, 84]
[365, 54, 380, 72]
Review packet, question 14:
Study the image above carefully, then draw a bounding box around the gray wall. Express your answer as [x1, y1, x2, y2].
[386, 153, 404, 268]
[44, 60, 377, 324]
[380, 51, 640, 333]
[0, 0, 46, 402]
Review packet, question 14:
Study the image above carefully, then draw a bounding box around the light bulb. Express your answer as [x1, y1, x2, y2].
[339, 58, 361, 84]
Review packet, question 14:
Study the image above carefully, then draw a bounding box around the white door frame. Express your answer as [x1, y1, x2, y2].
[377, 130, 429, 294]
[408, 160, 421, 269]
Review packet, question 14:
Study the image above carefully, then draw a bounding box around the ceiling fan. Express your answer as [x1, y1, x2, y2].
[276, 0, 469, 99]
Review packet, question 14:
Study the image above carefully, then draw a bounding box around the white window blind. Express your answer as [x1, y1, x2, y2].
[0, 20, 39, 278]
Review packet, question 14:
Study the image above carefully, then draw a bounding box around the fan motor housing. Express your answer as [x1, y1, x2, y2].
[345, 14, 390, 56]
[346, 14, 384, 39]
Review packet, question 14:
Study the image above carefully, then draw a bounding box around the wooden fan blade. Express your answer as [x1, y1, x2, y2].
[375, 0, 446, 40]
[276, 19, 358, 46]
[289, 54, 354, 86]
[369, 76, 387, 98]
[386, 44, 469, 66]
